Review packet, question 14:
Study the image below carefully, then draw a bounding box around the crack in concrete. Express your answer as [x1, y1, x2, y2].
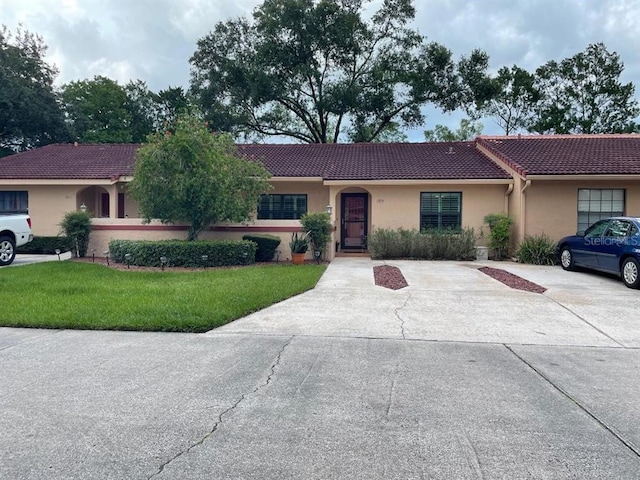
[504, 344, 640, 460]
[394, 293, 411, 340]
[147, 336, 294, 479]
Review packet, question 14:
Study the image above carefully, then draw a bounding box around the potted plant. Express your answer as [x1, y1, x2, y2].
[289, 231, 309, 264]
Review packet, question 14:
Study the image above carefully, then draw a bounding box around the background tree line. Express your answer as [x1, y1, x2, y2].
[2, 0, 639, 156]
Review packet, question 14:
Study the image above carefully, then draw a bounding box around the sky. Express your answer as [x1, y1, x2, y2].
[2, 0, 640, 141]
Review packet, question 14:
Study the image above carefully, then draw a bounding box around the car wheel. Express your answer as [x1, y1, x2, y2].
[621, 257, 640, 289]
[560, 246, 575, 271]
[0, 236, 16, 266]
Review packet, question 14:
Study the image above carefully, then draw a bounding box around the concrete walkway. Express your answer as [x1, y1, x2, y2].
[2, 258, 640, 479]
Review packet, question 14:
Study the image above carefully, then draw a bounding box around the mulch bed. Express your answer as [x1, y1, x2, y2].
[373, 265, 409, 290]
[478, 266, 546, 293]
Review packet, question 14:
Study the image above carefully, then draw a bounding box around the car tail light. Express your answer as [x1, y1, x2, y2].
[27, 217, 32, 228]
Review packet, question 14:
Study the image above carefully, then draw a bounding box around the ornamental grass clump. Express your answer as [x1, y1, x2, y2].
[515, 234, 558, 265]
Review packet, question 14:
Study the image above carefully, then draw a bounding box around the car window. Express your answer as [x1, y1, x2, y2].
[584, 220, 609, 238]
[629, 223, 639, 236]
[604, 220, 631, 237]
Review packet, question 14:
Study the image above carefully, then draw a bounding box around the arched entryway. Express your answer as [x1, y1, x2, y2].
[76, 186, 120, 218]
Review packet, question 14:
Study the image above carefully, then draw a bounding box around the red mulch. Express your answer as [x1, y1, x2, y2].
[373, 265, 409, 290]
[478, 266, 546, 293]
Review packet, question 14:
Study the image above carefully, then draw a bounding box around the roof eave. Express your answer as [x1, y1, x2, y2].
[526, 174, 640, 181]
[323, 178, 513, 186]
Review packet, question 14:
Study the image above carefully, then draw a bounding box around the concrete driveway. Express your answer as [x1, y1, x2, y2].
[1, 258, 640, 479]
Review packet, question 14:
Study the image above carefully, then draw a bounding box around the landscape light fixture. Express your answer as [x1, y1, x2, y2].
[201, 254, 208, 267]
[55, 248, 61, 261]
[104, 251, 110, 266]
[124, 253, 132, 269]
[160, 256, 167, 271]
[314, 249, 322, 264]
[91, 249, 96, 263]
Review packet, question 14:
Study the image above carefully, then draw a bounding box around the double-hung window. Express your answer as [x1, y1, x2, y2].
[0, 191, 28, 214]
[420, 192, 461, 230]
[257, 194, 307, 220]
[577, 189, 624, 232]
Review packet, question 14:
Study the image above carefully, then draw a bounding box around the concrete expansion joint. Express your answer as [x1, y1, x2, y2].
[503, 344, 640, 460]
[147, 336, 294, 479]
[394, 293, 411, 340]
[545, 296, 625, 348]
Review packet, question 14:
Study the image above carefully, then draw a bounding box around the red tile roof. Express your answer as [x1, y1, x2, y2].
[478, 134, 640, 177]
[239, 142, 511, 180]
[0, 143, 139, 179]
[0, 141, 511, 181]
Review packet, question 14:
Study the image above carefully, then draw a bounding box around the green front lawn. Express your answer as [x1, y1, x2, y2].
[0, 262, 326, 332]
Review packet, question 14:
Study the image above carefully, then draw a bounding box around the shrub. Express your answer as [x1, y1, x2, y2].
[368, 227, 477, 260]
[59, 211, 92, 257]
[516, 234, 558, 265]
[17, 236, 73, 254]
[300, 212, 332, 254]
[242, 234, 281, 262]
[484, 213, 513, 260]
[107, 239, 256, 267]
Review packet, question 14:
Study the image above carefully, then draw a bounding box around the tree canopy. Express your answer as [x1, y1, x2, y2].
[189, 0, 493, 143]
[128, 115, 272, 241]
[478, 65, 538, 135]
[424, 118, 483, 142]
[529, 43, 639, 134]
[482, 44, 639, 135]
[0, 25, 69, 155]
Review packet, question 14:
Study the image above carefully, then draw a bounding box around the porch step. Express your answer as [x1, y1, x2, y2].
[335, 251, 371, 258]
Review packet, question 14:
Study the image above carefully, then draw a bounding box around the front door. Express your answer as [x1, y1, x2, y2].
[341, 193, 368, 250]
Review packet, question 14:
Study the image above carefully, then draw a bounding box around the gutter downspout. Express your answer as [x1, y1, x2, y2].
[519, 179, 531, 241]
[504, 183, 514, 214]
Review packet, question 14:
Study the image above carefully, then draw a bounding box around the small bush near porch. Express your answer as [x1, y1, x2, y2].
[0, 262, 325, 332]
[368, 227, 477, 260]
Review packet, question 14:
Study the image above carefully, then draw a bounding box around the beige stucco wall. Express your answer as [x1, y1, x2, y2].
[6, 178, 513, 261]
[328, 182, 510, 248]
[0, 185, 81, 236]
[524, 179, 640, 241]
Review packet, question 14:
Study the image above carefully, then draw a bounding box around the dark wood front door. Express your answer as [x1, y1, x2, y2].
[341, 193, 368, 250]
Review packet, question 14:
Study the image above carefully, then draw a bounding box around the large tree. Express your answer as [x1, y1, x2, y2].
[189, 0, 493, 143]
[479, 65, 538, 135]
[0, 25, 68, 155]
[529, 43, 639, 134]
[62, 76, 134, 143]
[128, 115, 272, 241]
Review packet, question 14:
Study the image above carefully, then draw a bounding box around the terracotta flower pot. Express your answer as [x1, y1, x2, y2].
[291, 253, 306, 265]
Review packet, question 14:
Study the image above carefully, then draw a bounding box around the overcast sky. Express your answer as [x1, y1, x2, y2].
[3, 0, 640, 140]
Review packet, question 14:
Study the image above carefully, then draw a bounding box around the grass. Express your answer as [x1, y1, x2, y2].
[0, 262, 326, 332]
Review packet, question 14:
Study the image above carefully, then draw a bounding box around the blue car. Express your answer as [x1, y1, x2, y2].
[557, 217, 640, 289]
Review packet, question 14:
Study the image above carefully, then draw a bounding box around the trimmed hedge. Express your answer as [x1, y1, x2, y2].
[108, 239, 257, 268]
[242, 234, 281, 262]
[368, 227, 477, 260]
[17, 236, 73, 254]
